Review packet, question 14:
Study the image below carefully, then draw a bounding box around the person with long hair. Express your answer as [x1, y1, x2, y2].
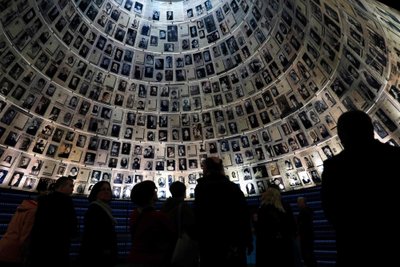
[80, 181, 117, 267]
[255, 187, 296, 267]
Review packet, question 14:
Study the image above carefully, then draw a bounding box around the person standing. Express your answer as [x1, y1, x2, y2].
[321, 110, 400, 266]
[161, 181, 195, 238]
[128, 180, 175, 267]
[297, 197, 317, 267]
[161, 181, 197, 267]
[0, 183, 47, 267]
[28, 176, 78, 267]
[255, 187, 296, 267]
[0, 199, 38, 267]
[79, 181, 117, 267]
[194, 157, 253, 267]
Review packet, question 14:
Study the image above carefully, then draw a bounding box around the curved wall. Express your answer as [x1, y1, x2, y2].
[0, 0, 400, 199]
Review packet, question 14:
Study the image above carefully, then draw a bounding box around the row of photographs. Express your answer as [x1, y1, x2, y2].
[0, 142, 326, 197]
[0, 20, 271, 83]
[78, 0, 263, 46]
[15, 0, 267, 54]
[2, 99, 399, 187]
[0, 83, 377, 150]
[0, 47, 384, 120]
[1, 0, 389, 74]
[0, 14, 384, 113]
[0, 123, 337, 168]
[0, 71, 340, 124]
[0, 90, 341, 150]
[0, 67, 383, 142]
[0, 95, 399, 197]
[2, 57, 393, 155]
[4, 0, 346, 94]
[0, 78, 384, 151]
[0, 82, 395, 158]
[0, 166, 322, 198]
[70, 0, 278, 23]
[0, 142, 328, 183]
[0, 97, 398, 171]
[0, 7, 396, 139]
[73, 0, 217, 22]
[0, 0, 388, 105]
[0, 45, 325, 104]
[0, 129, 338, 169]
[0, 1, 396, 198]
[0, 169, 318, 199]
[2, 101, 398, 176]
[1, 109, 400, 199]
[0, 22, 386, 116]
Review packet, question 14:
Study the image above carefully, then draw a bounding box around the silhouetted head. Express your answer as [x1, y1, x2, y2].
[54, 176, 74, 195]
[201, 157, 225, 177]
[297, 196, 307, 208]
[169, 181, 186, 198]
[88, 181, 111, 203]
[261, 187, 284, 212]
[36, 180, 48, 194]
[337, 110, 374, 149]
[130, 180, 157, 207]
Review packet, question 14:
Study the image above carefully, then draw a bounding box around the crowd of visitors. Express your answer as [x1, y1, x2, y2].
[6, 109, 385, 267]
[0, 156, 321, 267]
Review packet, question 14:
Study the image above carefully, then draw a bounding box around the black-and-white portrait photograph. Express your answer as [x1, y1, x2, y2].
[133, 2, 143, 14]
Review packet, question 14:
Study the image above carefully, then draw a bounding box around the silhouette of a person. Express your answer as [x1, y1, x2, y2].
[321, 110, 400, 266]
[194, 157, 253, 267]
[297, 197, 317, 267]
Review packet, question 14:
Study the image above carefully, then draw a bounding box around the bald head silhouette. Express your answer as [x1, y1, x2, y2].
[337, 110, 374, 149]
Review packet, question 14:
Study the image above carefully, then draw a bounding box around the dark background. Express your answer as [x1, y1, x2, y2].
[377, 0, 400, 11]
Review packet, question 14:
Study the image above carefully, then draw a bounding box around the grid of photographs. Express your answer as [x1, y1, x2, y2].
[0, 0, 400, 198]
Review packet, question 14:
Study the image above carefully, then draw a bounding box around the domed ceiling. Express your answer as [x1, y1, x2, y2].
[0, 0, 400, 199]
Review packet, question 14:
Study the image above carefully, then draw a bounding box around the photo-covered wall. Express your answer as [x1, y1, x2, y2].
[1, 0, 400, 199]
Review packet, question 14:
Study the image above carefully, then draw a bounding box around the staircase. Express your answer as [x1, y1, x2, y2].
[0, 186, 336, 266]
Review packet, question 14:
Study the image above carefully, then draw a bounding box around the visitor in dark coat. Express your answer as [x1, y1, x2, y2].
[255, 187, 296, 267]
[128, 180, 175, 267]
[161, 181, 196, 240]
[80, 181, 117, 267]
[28, 176, 78, 267]
[161, 181, 197, 267]
[297, 197, 317, 267]
[194, 157, 253, 267]
[321, 110, 400, 266]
